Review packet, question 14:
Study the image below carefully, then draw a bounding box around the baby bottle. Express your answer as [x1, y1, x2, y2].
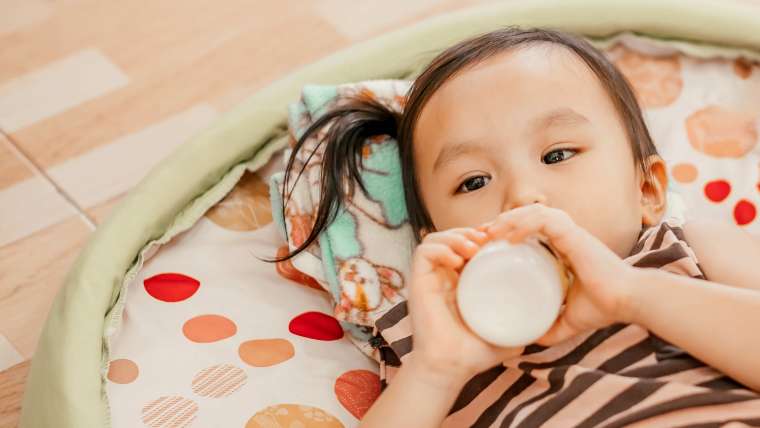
[456, 237, 573, 347]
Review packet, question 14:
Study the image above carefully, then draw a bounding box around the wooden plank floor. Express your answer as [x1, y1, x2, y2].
[0, 0, 495, 426]
[2, 1, 759, 427]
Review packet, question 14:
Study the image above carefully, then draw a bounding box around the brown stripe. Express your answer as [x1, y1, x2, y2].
[649, 333, 692, 361]
[388, 335, 412, 360]
[620, 357, 704, 378]
[512, 334, 654, 426]
[669, 224, 687, 243]
[501, 366, 571, 427]
[597, 336, 655, 373]
[448, 365, 507, 415]
[374, 301, 407, 331]
[697, 376, 745, 391]
[632, 241, 690, 269]
[651, 222, 673, 250]
[470, 324, 628, 427]
[470, 372, 536, 428]
[523, 344, 549, 355]
[379, 345, 401, 367]
[628, 225, 655, 256]
[602, 391, 760, 428]
[575, 379, 666, 428]
[519, 323, 629, 371]
[516, 369, 605, 427]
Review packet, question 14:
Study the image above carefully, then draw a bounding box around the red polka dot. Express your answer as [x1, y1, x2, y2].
[704, 179, 731, 203]
[334, 370, 381, 420]
[288, 311, 344, 341]
[144, 273, 200, 302]
[734, 199, 756, 226]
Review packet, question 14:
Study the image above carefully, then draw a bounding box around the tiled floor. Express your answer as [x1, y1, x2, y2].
[0, 0, 495, 425]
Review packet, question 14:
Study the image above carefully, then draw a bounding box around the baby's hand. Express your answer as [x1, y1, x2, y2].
[483, 203, 639, 347]
[407, 227, 525, 384]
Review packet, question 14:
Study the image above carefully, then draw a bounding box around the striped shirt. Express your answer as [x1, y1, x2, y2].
[365, 217, 760, 427]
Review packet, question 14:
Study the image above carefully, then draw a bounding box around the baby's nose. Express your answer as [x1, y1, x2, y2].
[503, 193, 547, 212]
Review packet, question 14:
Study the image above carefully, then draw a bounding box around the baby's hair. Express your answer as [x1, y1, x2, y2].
[270, 26, 658, 263]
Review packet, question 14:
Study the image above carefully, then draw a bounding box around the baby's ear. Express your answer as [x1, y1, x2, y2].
[639, 154, 668, 226]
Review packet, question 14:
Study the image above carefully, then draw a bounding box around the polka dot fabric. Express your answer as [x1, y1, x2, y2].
[106, 162, 379, 427]
[605, 34, 760, 233]
[106, 34, 760, 427]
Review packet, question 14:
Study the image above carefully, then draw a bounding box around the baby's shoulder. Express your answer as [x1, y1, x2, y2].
[681, 217, 760, 291]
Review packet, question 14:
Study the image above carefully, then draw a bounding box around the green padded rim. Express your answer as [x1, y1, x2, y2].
[20, 0, 760, 426]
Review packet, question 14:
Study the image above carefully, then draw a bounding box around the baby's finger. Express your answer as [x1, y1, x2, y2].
[414, 242, 465, 273]
[459, 227, 490, 244]
[423, 231, 481, 259]
[535, 315, 578, 347]
[432, 227, 489, 245]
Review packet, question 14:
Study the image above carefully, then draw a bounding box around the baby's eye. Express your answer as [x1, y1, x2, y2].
[456, 175, 491, 194]
[542, 148, 578, 164]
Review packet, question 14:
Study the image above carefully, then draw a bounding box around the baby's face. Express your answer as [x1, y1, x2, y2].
[413, 44, 646, 258]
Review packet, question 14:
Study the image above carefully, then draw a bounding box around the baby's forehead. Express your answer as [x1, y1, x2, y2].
[416, 44, 611, 133]
[450, 44, 600, 99]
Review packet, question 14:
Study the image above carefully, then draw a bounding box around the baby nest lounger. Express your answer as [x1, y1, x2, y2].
[19, 0, 760, 427]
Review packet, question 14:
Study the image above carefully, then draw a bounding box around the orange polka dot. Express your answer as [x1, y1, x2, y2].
[611, 45, 682, 108]
[671, 163, 698, 183]
[182, 314, 237, 343]
[686, 106, 758, 158]
[205, 171, 273, 231]
[246, 404, 343, 428]
[107, 358, 139, 384]
[239, 338, 295, 367]
[733, 58, 753, 79]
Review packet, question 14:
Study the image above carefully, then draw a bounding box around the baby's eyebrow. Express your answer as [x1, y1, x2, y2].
[432, 107, 590, 173]
[433, 140, 494, 173]
[531, 107, 591, 133]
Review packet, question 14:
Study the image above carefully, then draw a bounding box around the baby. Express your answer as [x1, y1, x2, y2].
[276, 27, 760, 426]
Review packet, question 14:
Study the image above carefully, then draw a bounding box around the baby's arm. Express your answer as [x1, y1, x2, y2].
[359, 358, 469, 428]
[626, 218, 760, 391]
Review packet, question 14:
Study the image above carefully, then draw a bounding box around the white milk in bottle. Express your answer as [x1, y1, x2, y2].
[456, 238, 573, 347]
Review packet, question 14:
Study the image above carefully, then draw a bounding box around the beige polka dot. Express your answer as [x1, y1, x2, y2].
[191, 364, 247, 398]
[239, 338, 295, 367]
[206, 171, 272, 231]
[686, 106, 758, 158]
[671, 163, 698, 183]
[611, 45, 683, 108]
[246, 404, 344, 428]
[107, 358, 139, 384]
[141, 396, 198, 428]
